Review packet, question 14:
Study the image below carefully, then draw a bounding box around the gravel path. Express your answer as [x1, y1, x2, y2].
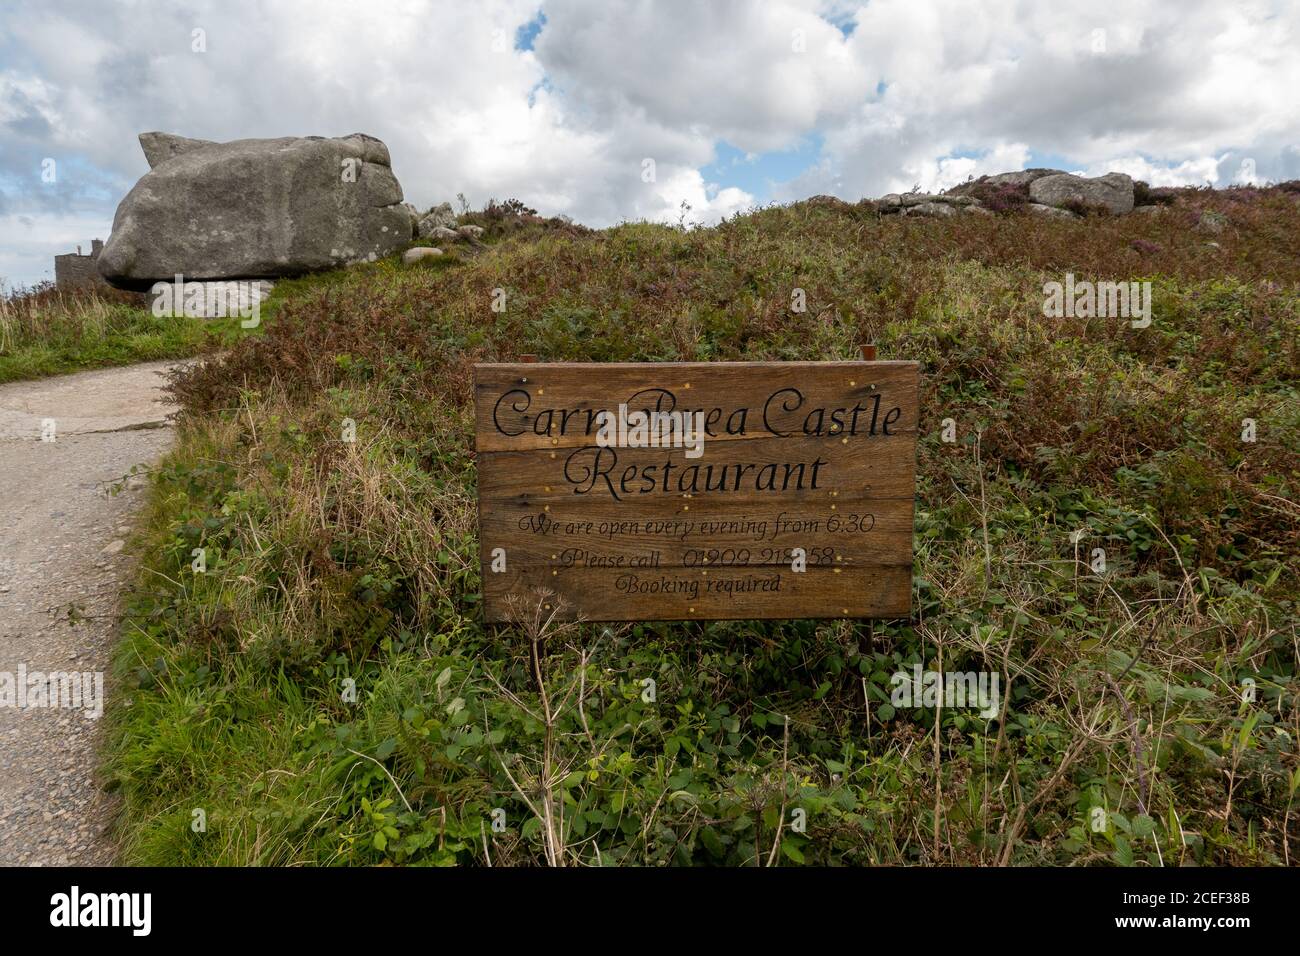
[0, 361, 180, 865]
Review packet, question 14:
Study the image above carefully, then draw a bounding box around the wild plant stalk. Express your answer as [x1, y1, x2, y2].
[764, 715, 791, 867]
[496, 592, 585, 866]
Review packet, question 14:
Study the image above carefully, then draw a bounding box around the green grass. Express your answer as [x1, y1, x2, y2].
[0, 282, 257, 384]
[103, 191, 1299, 866]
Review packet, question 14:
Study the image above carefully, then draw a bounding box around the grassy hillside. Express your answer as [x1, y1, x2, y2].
[105, 189, 1299, 865]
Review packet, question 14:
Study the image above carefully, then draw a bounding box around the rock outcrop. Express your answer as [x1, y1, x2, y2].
[417, 202, 458, 238]
[874, 193, 993, 217]
[943, 168, 1064, 198]
[99, 132, 413, 289]
[872, 169, 1140, 219]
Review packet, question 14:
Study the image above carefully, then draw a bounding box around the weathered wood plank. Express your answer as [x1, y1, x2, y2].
[478, 498, 914, 567]
[474, 361, 918, 452]
[476, 433, 916, 502]
[481, 564, 913, 623]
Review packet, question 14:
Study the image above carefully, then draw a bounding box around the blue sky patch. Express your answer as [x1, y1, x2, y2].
[702, 136, 825, 204]
[516, 12, 547, 51]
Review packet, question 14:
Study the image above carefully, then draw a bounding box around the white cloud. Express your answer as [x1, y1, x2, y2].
[900, 143, 1034, 195]
[2, 0, 1299, 286]
[805, 0, 1300, 197]
[0, 210, 109, 292]
[1079, 155, 1224, 187]
[535, 0, 870, 153]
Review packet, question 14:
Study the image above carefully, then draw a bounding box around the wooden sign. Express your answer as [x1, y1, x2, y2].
[474, 361, 918, 623]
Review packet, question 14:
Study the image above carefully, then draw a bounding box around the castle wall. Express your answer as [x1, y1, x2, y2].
[54, 239, 109, 291]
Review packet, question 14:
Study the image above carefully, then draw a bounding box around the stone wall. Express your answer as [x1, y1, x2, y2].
[54, 239, 109, 290]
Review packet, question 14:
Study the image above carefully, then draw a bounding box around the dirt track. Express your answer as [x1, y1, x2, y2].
[0, 361, 178, 865]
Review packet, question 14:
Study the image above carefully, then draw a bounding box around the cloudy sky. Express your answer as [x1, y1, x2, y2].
[2, 0, 1298, 288]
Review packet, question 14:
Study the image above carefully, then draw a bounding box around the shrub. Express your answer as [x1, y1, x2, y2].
[1059, 197, 1112, 217]
[974, 183, 1030, 214]
[1132, 181, 1178, 207]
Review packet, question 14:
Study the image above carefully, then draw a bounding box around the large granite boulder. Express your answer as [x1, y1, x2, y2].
[1028, 172, 1135, 214]
[99, 132, 412, 289]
